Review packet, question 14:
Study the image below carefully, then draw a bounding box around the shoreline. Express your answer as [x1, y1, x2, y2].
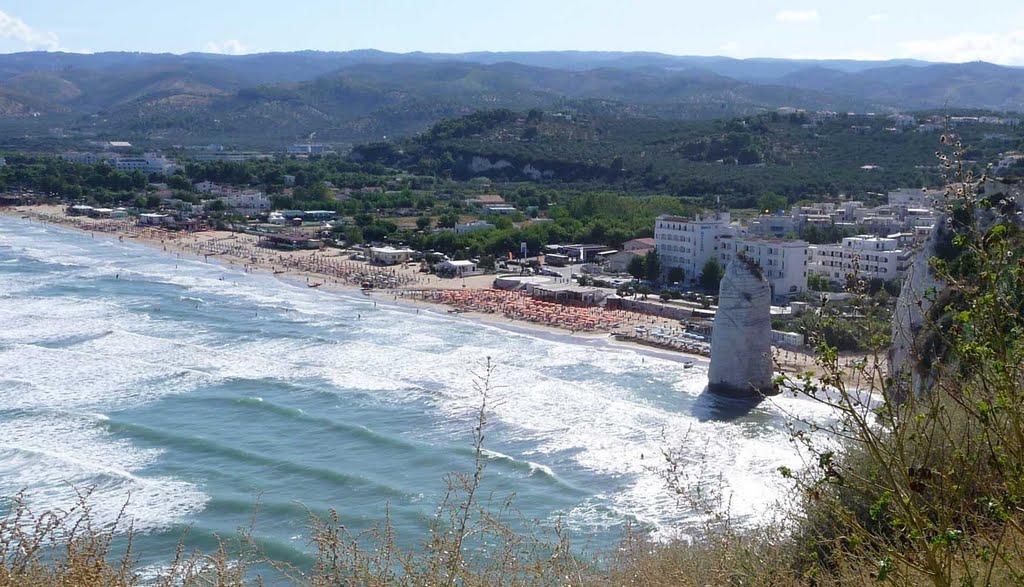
[0, 205, 878, 386]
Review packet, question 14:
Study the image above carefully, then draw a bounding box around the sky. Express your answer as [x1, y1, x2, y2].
[1, 0, 1023, 65]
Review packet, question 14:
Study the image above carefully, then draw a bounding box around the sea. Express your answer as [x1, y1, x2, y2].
[0, 215, 836, 575]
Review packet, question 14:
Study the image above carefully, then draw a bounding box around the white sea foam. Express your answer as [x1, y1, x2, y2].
[0, 216, 841, 542]
[0, 414, 207, 531]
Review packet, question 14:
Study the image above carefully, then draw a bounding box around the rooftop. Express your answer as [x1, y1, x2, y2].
[467, 194, 505, 205]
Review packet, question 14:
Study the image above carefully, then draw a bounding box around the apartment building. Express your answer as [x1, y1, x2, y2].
[110, 154, 178, 175]
[192, 151, 271, 162]
[656, 212, 809, 297]
[746, 214, 797, 238]
[218, 190, 269, 215]
[719, 236, 809, 296]
[887, 188, 942, 208]
[808, 235, 914, 283]
[58, 151, 110, 165]
[654, 212, 733, 285]
[193, 181, 269, 215]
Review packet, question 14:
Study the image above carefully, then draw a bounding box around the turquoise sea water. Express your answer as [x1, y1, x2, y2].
[0, 216, 833, 576]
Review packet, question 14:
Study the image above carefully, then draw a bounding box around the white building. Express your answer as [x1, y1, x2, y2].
[622, 237, 656, 252]
[193, 182, 269, 215]
[656, 212, 810, 297]
[369, 246, 415, 265]
[747, 214, 797, 238]
[485, 204, 517, 214]
[110, 153, 177, 175]
[719, 236, 809, 297]
[455, 220, 495, 234]
[654, 212, 733, 285]
[887, 188, 941, 209]
[287, 143, 331, 155]
[438, 259, 478, 276]
[219, 190, 269, 215]
[808, 235, 914, 283]
[138, 213, 174, 226]
[772, 330, 805, 347]
[192, 151, 270, 162]
[59, 151, 108, 165]
[604, 250, 646, 274]
[994, 152, 1024, 175]
[194, 181, 216, 193]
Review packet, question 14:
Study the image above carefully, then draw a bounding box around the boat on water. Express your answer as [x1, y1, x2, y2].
[683, 360, 694, 369]
[273, 270, 286, 274]
[308, 282, 323, 288]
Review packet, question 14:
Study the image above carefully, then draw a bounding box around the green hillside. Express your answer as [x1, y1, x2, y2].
[351, 108, 1024, 204]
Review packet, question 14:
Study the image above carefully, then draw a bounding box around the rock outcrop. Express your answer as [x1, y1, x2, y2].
[889, 222, 946, 399]
[708, 257, 775, 398]
[889, 180, 1023, 400]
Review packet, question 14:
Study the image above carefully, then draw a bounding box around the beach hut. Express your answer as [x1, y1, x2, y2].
[438, 259, 478, 276]
[369, 246, 415, 265]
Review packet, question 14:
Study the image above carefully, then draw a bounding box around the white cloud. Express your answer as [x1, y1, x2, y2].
[0, 9, 60, 51]
[899, 30, 1024, 65]
[775, 10, 819, 24]
[203, 39, 250, 55]
[720, 41, 740, 53]
[867, 13, 889, 23]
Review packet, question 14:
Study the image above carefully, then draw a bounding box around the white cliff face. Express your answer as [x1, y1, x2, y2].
[889, 223, 945, 398]
[469, 156, 513, 174]
[709, 259, 774, 397]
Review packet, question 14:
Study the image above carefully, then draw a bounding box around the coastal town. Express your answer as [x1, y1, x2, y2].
[3, 7, 1024, 584]
[9, 123, 1024, 392]
[5, 161, 991, 391]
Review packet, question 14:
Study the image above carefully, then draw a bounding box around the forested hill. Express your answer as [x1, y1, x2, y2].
[350, 108, 1024, 205]
[0, 51, 1024, 150]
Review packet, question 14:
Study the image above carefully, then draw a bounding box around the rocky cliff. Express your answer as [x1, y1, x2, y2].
[708, 257, 775, 398]
[889, 179, 1024, 400]
[889, 223, 946, 399]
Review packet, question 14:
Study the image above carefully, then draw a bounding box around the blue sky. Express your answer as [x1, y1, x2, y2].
[2, 0, 1023, 64]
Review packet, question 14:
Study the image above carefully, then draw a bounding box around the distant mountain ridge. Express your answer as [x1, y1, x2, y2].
[0, 50, 1020, 148]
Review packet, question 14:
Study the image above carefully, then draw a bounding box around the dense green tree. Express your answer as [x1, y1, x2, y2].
[343, 226, 363, 245]
[627, 255, 645, 280]
[306, 182, 332, 201]
[667, 266, 684, 285]
[698, 257, 725, 292]
[644, 249, 660, 282]
[204, 199, 225, 212]
[166, 174, 192, 191]
[757, 192, 788, 214]
[437, 212, 459, 229]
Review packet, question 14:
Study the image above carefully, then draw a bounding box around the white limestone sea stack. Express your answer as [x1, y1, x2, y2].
[708, 256, 776, 398]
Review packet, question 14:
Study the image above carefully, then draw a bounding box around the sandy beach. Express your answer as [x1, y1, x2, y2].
[1, 204, 881, 389]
